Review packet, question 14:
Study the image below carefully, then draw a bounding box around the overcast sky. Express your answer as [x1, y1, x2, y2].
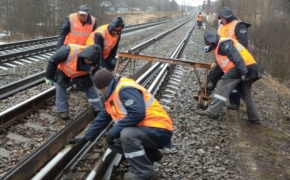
[175, 0, 217, 7]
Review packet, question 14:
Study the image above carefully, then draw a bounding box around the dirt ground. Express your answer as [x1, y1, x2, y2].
[203, 13, 290, 180]
[225, 76, 290, 180]
[108, 12, 183, 25]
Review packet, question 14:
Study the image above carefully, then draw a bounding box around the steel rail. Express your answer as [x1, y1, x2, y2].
[0, 107, 95, 180]
[0, 18, 192, 100]
[0, 61, 152, 180]
[0, 17, 194, 180]
[0, 18, 187, 67]
[80, 19, 198, 180]
[0, 18, 181, 52]
[0, 71, 45, 99]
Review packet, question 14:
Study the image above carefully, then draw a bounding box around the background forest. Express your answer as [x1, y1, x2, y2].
[209, 0, 290, 86]
[0, 0, 290, 86]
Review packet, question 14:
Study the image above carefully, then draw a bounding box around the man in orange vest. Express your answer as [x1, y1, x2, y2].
[198, 31, 261, 125]
[216, 7, 251, 110]
[56, 5, 97, 49]
[69, 69, 173, 180]
[86, 17, 124, 72]
[197, 12, 203, 29]
[45, 44, 103, 120]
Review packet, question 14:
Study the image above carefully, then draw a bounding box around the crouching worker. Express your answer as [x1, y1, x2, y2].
[86, 17, 124, 72]
[68, 69, 173, 180]
[45, 44, 103, 120]
[198, 31, 261, 125]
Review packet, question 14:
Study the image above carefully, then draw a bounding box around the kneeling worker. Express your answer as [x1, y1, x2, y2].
[198, 30, 261, 125]
[45, 44, 103, 120]
[69, 69, 173, 180]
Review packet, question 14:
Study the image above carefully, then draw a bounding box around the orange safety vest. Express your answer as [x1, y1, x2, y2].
[64, 13, 96, 46]
[215, 37, 256, 73]
[58, 44, 90, 78]
[86, 24, 119, 59]
[105, 77, 173, 131]
[217, 19, 240, 40]
[197, 14, 203, 21]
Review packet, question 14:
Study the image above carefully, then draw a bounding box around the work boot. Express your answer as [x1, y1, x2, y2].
[197, 110, 217, 119]
[124, 172, 155, 180]
[248, 120, 260, 125]
[227, 103, 239, 110]
[241, 117, 260, 125]
[150, 150, 163, 164]
[59, 112, 68, 120]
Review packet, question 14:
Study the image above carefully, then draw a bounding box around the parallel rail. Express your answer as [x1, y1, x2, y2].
[0, 18, 199, 180]
[0, 18, 191, 100]
[0, 17, 182, 64]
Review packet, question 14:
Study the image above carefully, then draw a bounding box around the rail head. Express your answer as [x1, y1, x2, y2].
[117, 52, 211, 70]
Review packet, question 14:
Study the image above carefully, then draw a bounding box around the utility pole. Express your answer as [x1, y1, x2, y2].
[182, 0, 185, 16]
[207, 0, 210, 16]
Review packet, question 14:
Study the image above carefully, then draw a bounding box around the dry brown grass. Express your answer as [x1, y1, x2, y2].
[260, 75, 290, 99]
[105, 12, 182, 25]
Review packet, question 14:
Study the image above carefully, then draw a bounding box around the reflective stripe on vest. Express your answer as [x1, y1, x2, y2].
[218, 20, 239, 39]
[64, 13, 95, 45]
[105, 78, 173, 131]
[215, 38, 256, 73]
[57, 44, 89, 78]
[113, 82, 155, 117]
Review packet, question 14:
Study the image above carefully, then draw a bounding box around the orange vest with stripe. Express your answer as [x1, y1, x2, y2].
[214, 38, 256, 73]
[218, 20, 240, 40]
[197, 14, 203, 21]
[64, 13, 96, 46]
[105, 78, 173, 131]
[58, 44, 90, 78]
[86, 24, 119, 59]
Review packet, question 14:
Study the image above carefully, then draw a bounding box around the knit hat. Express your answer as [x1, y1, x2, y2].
[93, 69, 115, 89]
[218, 7, 234, 19]
[78, 5, 88, 15]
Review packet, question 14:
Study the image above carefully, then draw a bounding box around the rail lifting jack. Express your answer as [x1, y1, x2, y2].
[115, 52, 213, 109]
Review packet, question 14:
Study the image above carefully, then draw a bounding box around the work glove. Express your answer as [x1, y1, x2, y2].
[109, 59, 116, 66]
[203, 45, 210, 53]
[45, 78, 54, 85]
[241, 75, 249, 82]
[68, 138, 88, 147]
[206, 81, 214, 91]
[106, 132, 114, 145]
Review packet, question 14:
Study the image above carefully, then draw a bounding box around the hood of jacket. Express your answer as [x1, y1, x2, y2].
[218, 7, 234, 19]
[78, 44, 101, 65]
[204, 30, 219, 45]
[107, 17, 124, 32]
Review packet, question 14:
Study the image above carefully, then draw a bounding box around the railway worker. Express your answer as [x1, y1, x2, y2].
[197, 12, 203, 29]
[45, 44, 103, 120]
[86, 17, 124, 72]
[217, 6, 251, 110]
[69, 69, 173, 180]
[198, 30, 261, 125]
[56, 5, 97, 49]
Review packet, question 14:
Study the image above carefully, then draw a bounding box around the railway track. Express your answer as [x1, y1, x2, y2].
[0, 17, 183, 70]
[0, 17, 191, 100]
[0, 10, 269, 180]
[0, 14, 204, 179]
[31, 18, 200, 180]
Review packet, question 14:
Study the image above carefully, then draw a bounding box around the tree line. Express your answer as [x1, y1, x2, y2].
[210, 0, 290, 86]
[0, 0, 179, 41]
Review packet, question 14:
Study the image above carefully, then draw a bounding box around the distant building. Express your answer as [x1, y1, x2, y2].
[146, 6, 154, 12]
[117, 2, 128, 12]
[101, 1, 115, 12]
